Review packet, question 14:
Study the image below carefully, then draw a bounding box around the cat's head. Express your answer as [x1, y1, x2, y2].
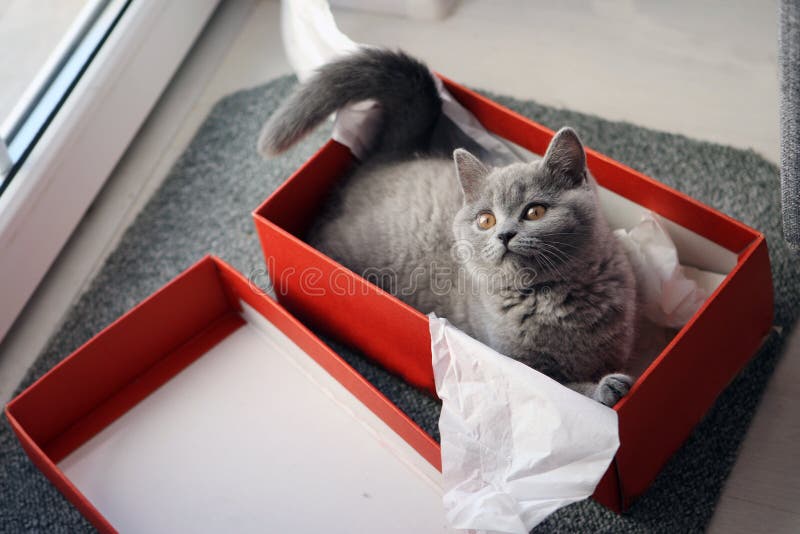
[452, 127, 599, 285]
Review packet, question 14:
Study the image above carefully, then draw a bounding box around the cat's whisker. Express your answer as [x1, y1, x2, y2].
[535, 248, 558, 274]
[538, 241, 573, 262]
[539, 231, 591, 237]
[540, 255, 563, 281]
[530, 253, 548, 282]
[539, 247, 571, 280]
[539, 235, 590, 245]
[543, 238, 582, 249]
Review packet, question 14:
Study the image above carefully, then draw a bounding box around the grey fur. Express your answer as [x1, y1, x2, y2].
[262, 51, 637, 405]
[258, 48, 441, 158]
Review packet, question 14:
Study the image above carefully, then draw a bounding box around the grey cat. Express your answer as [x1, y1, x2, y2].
[260, 49, 636, 406]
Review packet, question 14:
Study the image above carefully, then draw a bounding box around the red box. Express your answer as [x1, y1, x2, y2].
[253, 76, 774, 512]
[6, 257, 446, 533]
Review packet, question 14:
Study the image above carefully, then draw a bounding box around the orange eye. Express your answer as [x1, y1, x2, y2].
[525, 205, 547, 220]
[477, 212, 496, 229]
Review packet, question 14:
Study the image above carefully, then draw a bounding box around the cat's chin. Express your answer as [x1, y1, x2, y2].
[494, 250, 523, 267]
[509, 252, 572, 284]
[502, 249, 540, 268]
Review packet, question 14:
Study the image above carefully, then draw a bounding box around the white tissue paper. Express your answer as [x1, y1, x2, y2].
[430, 315, 620, 534]
[614, 212, 709, 328]
[281, 0, 358, 82]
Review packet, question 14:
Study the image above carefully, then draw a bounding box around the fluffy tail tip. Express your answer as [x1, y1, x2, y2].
[257, 121, 287, 158]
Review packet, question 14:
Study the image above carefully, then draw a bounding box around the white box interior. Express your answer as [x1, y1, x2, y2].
[59, 303, 452, 534]
[597, 187, 738, 275]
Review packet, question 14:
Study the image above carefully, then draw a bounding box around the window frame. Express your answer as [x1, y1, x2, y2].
[0, 0, 220, 341]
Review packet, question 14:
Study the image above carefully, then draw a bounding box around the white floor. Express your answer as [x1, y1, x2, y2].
[0, 1, 796, 532]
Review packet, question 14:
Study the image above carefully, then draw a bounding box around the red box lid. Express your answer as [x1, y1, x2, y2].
[6, 257, 447, 533]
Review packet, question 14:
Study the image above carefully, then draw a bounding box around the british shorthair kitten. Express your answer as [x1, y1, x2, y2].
[260, 49, 636, 405]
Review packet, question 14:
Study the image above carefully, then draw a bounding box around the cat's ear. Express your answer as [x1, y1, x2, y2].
[454, 148, 488, 202]
[542, 127, 587, 187]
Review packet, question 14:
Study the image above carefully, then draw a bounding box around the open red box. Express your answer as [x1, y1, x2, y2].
[6, 257, 450, 533]
[253, 76, 774, 512]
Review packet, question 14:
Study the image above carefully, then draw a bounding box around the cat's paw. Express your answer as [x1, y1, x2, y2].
[593, 373, 633, 407]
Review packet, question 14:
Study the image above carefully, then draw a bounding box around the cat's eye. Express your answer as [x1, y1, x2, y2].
[524, 205, 547, 221]
[477, 211, 496, 230]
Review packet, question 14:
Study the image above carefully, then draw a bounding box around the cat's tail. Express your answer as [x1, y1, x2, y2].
[258, 48, 442, 158]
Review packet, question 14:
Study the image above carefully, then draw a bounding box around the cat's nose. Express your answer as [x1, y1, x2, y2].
[498, 231, 517, 246]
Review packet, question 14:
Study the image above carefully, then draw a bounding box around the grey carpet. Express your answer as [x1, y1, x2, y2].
[780, 0, 800, 253]
[1, 75, 797, 533]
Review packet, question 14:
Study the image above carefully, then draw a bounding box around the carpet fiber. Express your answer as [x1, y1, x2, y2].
[780, 0, 800, 252]
[1, 76, 797, 533]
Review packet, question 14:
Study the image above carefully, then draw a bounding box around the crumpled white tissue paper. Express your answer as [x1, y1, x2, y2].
[614, 212, 709, 328]
[281, 0, 358, 82]
[430, 314, 620, 534]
